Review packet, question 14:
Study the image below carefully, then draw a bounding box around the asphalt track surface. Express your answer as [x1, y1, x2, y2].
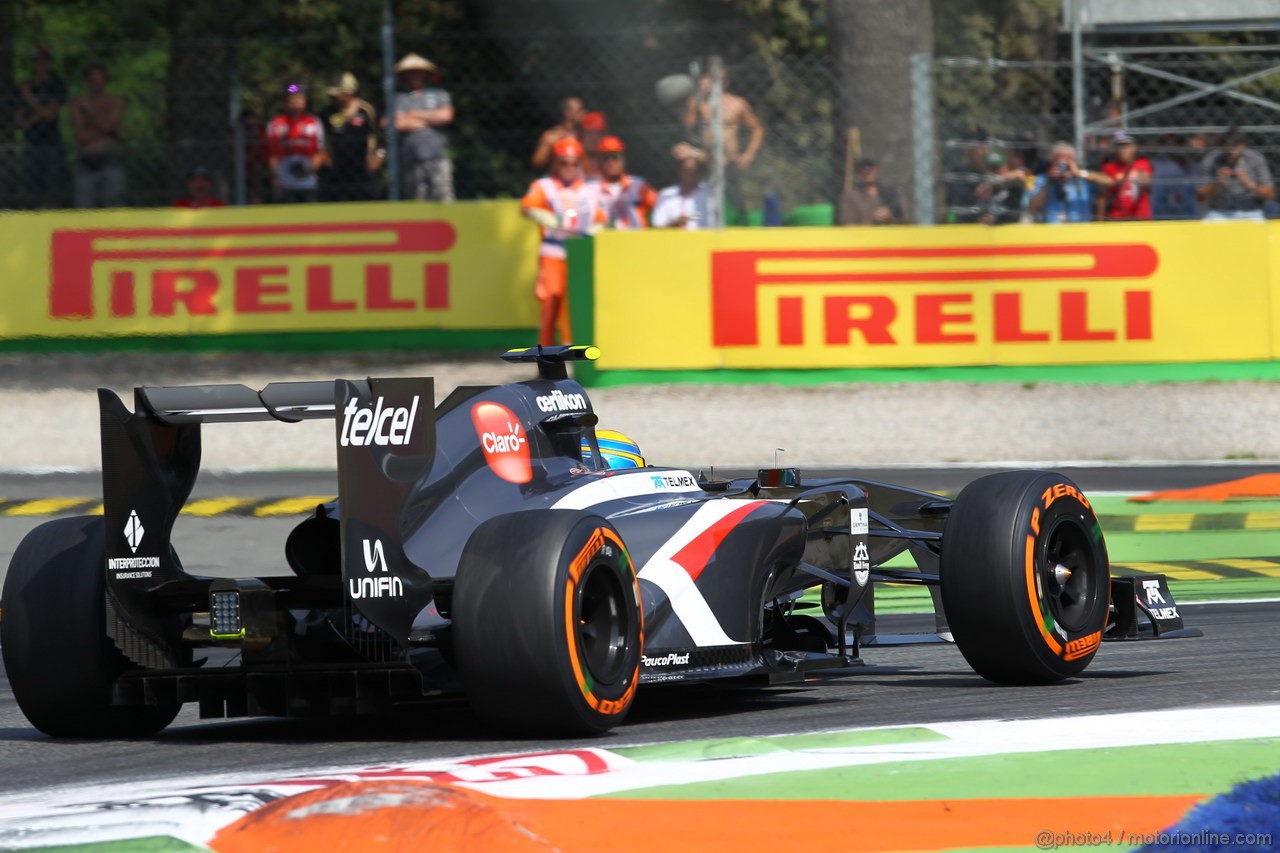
[0, 465, 1277, 799]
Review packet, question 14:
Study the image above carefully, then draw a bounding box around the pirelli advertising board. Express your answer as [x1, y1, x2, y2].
[590, 222, 1277, 369]
[0, 202, 539, 341]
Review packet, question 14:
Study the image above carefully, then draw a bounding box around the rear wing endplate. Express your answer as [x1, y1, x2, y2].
[99, 377, 435, 663]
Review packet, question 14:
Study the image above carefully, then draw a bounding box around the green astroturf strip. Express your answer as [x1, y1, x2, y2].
[611, 726, 947, 763]
[584, 360, 1280, 388]
[602, 738, 1280, 802]
[867, 575, 1280, 614]
[25, 837, 211, 852]
[1145, 577, 1280, 601]
[1089, 497, 1280, 517]
[1102, 530, 1280, 562]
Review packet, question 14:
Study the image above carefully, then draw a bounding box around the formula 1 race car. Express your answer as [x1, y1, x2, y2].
[1, 346, 1193, 737]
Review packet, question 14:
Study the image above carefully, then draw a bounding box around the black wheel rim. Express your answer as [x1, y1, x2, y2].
[1040, 515, 1099, 633]
[576, 562, 630, 685]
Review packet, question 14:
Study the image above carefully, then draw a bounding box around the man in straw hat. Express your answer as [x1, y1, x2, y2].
[321, 72, 380, 201]
[393, 52, 454, 201]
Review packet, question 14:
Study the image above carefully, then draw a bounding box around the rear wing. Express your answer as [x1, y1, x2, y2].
[135, 380, 370, 424]
[98, 377, 435, 665]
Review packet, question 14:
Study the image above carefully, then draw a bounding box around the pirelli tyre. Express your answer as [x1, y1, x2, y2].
[453, 510, 643, 736]
[1, 516, 182, 737]
[940, 471, 1110, 684]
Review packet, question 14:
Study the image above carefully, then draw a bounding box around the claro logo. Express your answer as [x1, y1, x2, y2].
[710, 244, 1160, 348]
[471, 402, 532, 484]
[340, 396, 420, 447]
[48, 221, 456, 319]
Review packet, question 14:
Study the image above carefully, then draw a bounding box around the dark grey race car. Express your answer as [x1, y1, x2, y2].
[1, 346, 1193, 738]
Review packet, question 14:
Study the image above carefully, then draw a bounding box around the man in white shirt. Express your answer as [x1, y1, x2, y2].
[652, 148, 711, 229]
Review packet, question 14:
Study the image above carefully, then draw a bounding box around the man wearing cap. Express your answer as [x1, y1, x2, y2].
[267, 84, 327, 203]
[531, 96, 585, 171]
[1098, 132, 1152, 221]
[13, 45, 68, 208]
[838, 157, 905, 225]
[1197, 130, 1274, 221]
[321, 72, 380, 202]
[173, 167, 226, 209]
[393, 53, 454, 202]
[652, 149, 711, 230]
[521, 136, 606, 345]
[592, 136, 657, 229]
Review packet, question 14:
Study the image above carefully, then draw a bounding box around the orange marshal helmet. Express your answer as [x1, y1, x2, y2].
[596, 135, 626, 154]
[580, 111, 608, 132]
[552, 136, 585, 161]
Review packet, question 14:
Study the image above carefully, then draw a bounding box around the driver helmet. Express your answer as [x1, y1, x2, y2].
[581, 428, 645, 469]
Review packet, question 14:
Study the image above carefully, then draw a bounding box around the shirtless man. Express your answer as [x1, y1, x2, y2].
[531, 96, 585, 171]
[70, 63, 127, 208]
[681, 68, 764, 221]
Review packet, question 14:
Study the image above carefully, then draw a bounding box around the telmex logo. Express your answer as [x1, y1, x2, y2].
[471, 401, 532, 484]
[339, 396, 420, 447]
[49, 221, 456, 319]
[710, 244, 1159, 347]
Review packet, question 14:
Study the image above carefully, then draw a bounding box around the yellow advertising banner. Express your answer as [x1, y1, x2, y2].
[0, 201, 540, 340]
[593, 222, 1277, 369]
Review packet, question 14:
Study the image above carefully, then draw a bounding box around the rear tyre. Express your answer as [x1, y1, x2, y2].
[453, 511, 643, 736]
[940, 471, 1109, 684]
[1, 516, 181, 737]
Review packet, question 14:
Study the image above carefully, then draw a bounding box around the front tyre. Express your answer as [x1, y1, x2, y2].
[1, 516, 181, 737]
[453, 511, 643, 736]
[941, 471, 1110, 684]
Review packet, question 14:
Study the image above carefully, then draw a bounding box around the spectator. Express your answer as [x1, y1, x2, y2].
[69, 62, 126, 208]
[1011, 130, 1044, 178]
[972, 151, 1024, 225]
[173, 166, 226, 209]
[267, 84, 327, 203]
[682, 67, 763, 223]
[1197, 130, 1275, 221]
[13, 45, 67, 209]
[1097, 131, 1152, 221]
[1027, 141, 1110, 223]
[530, 96, 584, 171]
[837, 157, 904, 225]
[944, 130, 990, 223]
[321, 72, 380, 202]
[1150, 134, 1201, 220]
[580, 111, 608, 179]
[393, 53, 454, 202]
[652, 147, 711, 229]
[241, 109, 272, 205]
[521, 137, 605, 345]
[592, 136, 657, 229]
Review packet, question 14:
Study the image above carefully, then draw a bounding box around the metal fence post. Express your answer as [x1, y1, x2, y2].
[909, 52, 935, 225]
[708, 54, 725, 229]
[1071, 0, 1085, 156]
[230, 64, 246, 207]
[382, 0, 399, 201]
